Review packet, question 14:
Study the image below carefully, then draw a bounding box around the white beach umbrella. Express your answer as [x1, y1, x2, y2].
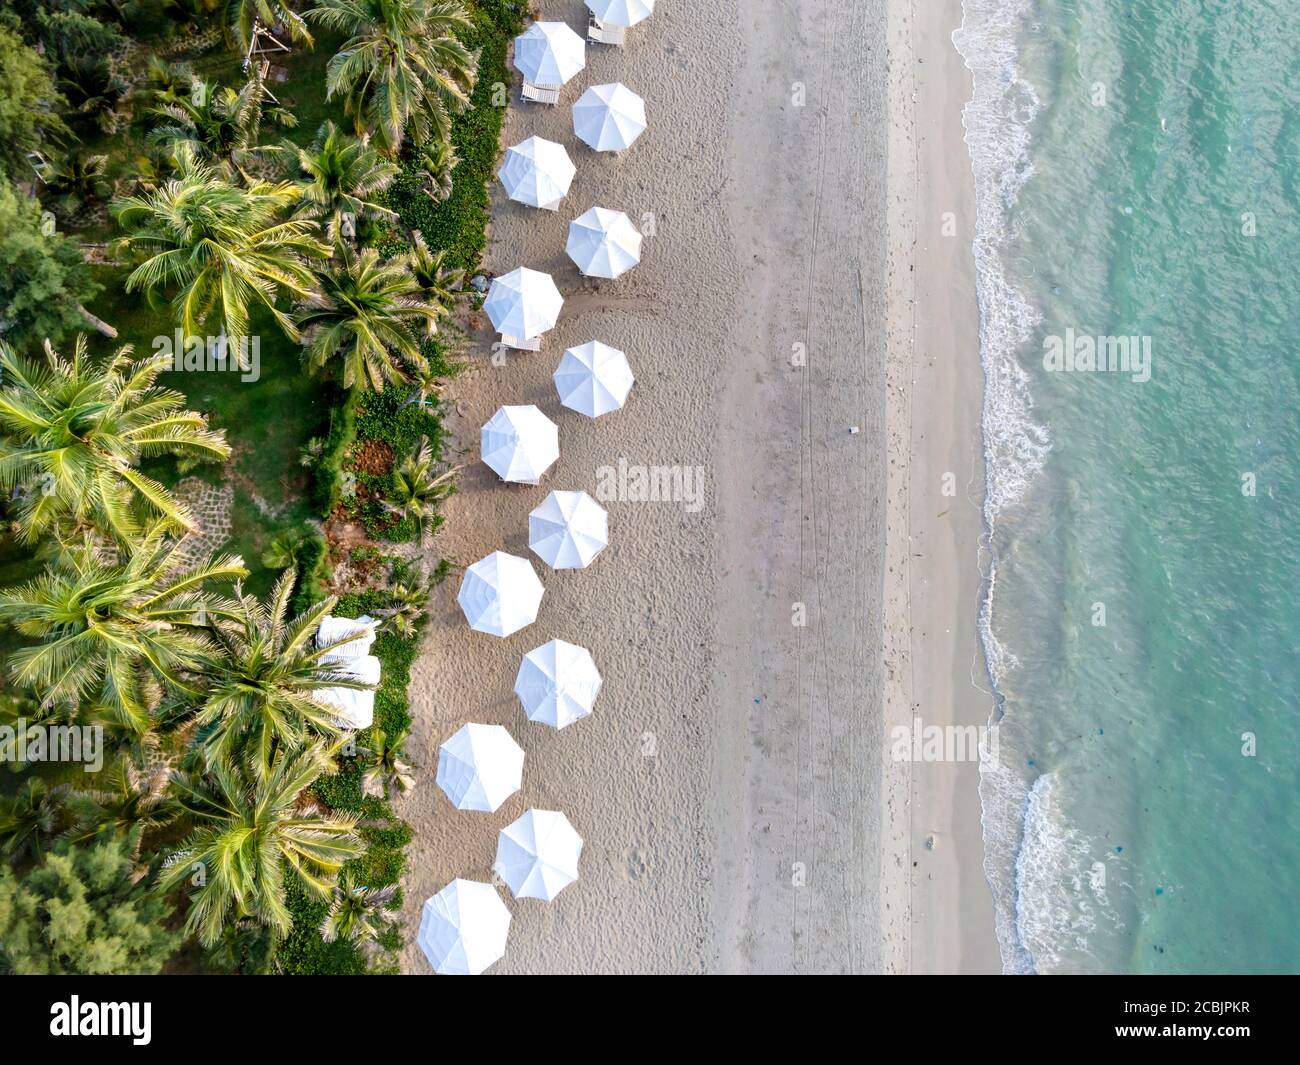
[480, 404, 559, 484]
[513, 22, 586, 87]
[586, 0, 655, 27]
[494, 809, 583, 901]
[528, 490, 609, 570]
[514, 638, 603, 729]
[311, 654, 380, 730]
[456, 550, 545, 637]
[553, 340, 635, 417]
[483, 267, 563, 341]
[436, 723, 525, 812]
[572, 83, 647, 152]
[566, 207, 643, 278]
[497, 136, 576, 210]
[316, 614, 378, 658]
[417, 879, 511, 975]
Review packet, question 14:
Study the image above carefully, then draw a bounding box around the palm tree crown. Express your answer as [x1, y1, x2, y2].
[113, 145, 330, 342]
[0, 529, 246, 731]
[307, 0, 478, 152]
[297, 246, 442, 390]
[161, 741, 363, 946]
[290, 120, 399, 244]
[0, 337, 231, 543]
[148, 74, 295, 182]
[190, 571, 372, 775]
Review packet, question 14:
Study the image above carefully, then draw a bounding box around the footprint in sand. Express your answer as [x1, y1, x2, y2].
[626, 848, 652, 880]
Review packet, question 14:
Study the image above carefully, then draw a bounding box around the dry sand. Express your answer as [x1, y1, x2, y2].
[397, 0, 997, 974]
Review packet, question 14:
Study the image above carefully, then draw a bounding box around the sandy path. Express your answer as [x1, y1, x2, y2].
[710, 0, 900, 973]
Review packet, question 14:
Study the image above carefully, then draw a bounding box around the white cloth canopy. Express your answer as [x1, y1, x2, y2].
[480, 404, 559, 484]
[316, 614, 377, 658]
[514, 638, 602, 729]
[528, 490, 609, 570]
[457, 550, 545, 637]
[553, 341, 634, 417]
[566, 207, 642, 278]
[586, 0, 655, 27]
[483, 267, 563, 341]
[497, 136, 575, 209]
[436, 723, 525, 812]
[494, 809, 583, 901]
[513, 21, 586, 87]
[572, 83, 647, 152]
[417, 879, 511, 975]
[311, 654, 380, 730]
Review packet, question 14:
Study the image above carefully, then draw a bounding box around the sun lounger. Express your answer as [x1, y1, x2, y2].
[588, 19, 626, 46]
[500, 334, 542, 352]
[520, 82, 561, 105]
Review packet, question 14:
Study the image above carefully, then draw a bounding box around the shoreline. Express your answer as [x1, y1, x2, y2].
[894, 0, 1001, 973]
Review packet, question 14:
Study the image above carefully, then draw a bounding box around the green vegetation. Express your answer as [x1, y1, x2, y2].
[0, 830, 181, 975]
[0, 0, 525, 974]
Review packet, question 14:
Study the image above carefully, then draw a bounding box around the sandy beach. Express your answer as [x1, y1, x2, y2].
[398, 0, 998, 974]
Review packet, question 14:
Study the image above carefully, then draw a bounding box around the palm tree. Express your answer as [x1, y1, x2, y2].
[413, 137, 459, 201]
[0, 778, 67, 861]
[42, 152, 111, 221]
[59, 55, 130, 135]
[260, 528, 306, 569]
[148, 74, 295, 181]
[319, 876, 397, 943]
[64, 757, 177, 856]
[289, 120, 398, 244]
[297, 247, 442, 390]
[383, 435, 457, 540]
[407, 230, 464, 336]
[376, 580, 426, 637]
[360, 726, 415, 800]
[229, 1, 314, 51]
[0, 528, 246, 731]
[113, 145, 329, 342]
[0, 337, 231, 543]
[161, 741, 363, 946]
[188, 572, 370, 774]
[307, 0, 478, 152]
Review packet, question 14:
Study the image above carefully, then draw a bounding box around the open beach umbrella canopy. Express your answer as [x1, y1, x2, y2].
[586, 0, 656, 27]
[566, 207, 643, 278]
[481, 404, 560, 484]
[513, 21, 586, 87]
[493, 809, 584, 901]
[483, 267, 564, 340]
[514, 638, 603, 729]
[417, 879, 512, 975]
[528, 490, 609, 570]
[436, 723, 525, 812]
[554, 340, 635, 417]
[497, 136, 576, 209]
[456, 550, 545, 637]
[572, 83, 647, 152]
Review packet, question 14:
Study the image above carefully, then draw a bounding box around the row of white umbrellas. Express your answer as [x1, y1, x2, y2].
[421, 4, 658, 977]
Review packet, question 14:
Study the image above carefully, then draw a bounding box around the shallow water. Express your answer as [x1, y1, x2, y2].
[959, 0, 1300, 974]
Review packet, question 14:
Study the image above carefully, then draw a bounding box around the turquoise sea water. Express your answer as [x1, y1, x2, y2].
[956, 0, 1300, 973]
